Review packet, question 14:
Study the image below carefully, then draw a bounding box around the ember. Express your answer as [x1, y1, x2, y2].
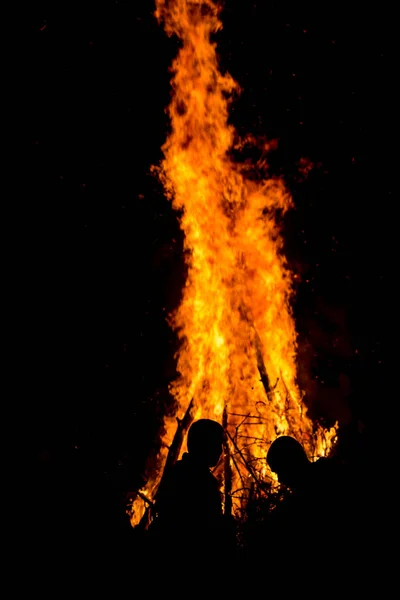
[130, 0, 337, 527]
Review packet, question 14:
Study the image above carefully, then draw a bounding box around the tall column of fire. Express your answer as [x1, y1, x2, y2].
[130, 0, 337, 526]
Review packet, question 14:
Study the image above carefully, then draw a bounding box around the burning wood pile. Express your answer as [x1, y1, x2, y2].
[129, 0, 337, 530]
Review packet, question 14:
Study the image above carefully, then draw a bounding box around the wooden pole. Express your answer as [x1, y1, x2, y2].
[138, 397, 196, 529]
[253, 326, 272, 397]
[223, 405, 233, 518]
[163, 396, 196, 472]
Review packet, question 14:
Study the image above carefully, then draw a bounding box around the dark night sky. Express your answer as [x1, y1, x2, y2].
[26, 1, 391, 485]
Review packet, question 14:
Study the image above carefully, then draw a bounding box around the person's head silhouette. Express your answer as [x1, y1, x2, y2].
[266, 435, 310, 488]
[187, 419, 224, 468]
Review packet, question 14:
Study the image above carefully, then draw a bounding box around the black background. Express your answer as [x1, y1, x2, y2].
[26, 0, 391, 528]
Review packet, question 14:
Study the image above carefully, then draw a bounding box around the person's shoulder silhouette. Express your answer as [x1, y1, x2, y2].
[266, 435, 346, 505]
[155, 419, 224, 527]
[146, 419, 229, 568]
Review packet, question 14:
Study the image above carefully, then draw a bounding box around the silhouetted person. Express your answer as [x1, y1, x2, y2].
[262, 435, 358, 584]
[266, 435, 335, 491]
[267, 435, 345, 523]
[148, 419, 233, 569]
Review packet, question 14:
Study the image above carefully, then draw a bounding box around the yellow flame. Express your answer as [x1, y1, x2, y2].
[130, 0, 337, 527]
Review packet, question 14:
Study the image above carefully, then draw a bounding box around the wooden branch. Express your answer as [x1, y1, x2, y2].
[223, 405, 233, 518]
[137, 490, 155, 507]
[163, 396, 196, 473]
[226, 430, 264, 490]
[280, 373, 292, 412]
[230, 451, 246, 492]
[238, 300, 272, 397]
[253, 326, 272, 396]
[229, 412, 267, 419]
[137, 397, 196, 529]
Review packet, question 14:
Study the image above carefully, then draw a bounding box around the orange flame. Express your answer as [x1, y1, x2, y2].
[130, 0, 337, 526]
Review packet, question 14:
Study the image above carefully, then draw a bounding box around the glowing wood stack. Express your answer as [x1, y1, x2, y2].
[130, 0, 337, 527]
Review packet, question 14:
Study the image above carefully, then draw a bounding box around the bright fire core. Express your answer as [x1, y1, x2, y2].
[130, 0, 337, 526]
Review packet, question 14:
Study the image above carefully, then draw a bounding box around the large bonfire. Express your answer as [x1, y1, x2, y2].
[130, 0, 337, 526]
